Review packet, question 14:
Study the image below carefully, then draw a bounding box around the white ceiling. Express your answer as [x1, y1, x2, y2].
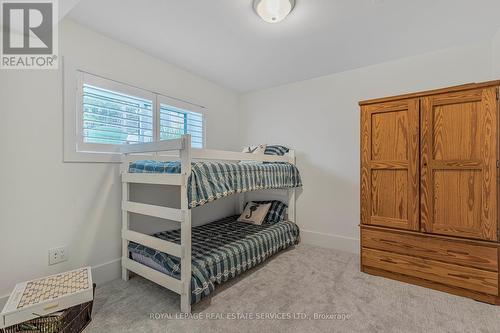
[67, 0, 500, 92]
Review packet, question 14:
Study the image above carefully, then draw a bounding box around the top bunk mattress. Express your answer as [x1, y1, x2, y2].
[129, 160, 302, 208]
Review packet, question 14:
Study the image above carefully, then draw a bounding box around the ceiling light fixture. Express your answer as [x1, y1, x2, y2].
[253, 0, 295, 23]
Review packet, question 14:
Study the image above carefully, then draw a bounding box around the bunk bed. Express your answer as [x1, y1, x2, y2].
[120, 135, 302, 313]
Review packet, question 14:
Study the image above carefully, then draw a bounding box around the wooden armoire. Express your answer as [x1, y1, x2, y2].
[360, 81, 500, 304]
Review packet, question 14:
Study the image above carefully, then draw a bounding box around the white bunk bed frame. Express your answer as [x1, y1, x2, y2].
[120, 135, 296, 313]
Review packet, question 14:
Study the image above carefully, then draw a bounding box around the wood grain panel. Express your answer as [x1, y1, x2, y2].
[480, 88, 498, 241]
[369, 217, 410, 230]
[371, 170, 407, 220]
[362, 248, 499, 295]
[420, 87, 498, 241]
[371, 111, 408, 161]
[432, 170, 482, 238]
[362, 266, 500, 305]
[433, 101, 480, 160]
[361, 99, 419, 231]
[359, 81, 499, 106]
[432, 89, 483, 106]
[363, 101, 409, 113]
[361, 227, 498, 271]
[370, 161, 408, 169]
[420, 96, 433, 235]
[361, 106, 371, 226]
[431, 160, 483, 169]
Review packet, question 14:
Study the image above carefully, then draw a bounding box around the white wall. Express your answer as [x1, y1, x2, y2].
[492, 29, 500, 77]
[239, 38, 499, 253]
[0, 19, 240, 298]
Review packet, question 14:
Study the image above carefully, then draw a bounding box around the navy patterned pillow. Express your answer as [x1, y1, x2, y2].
[264, 145, 289, 156]
[252, 200, 288, 224]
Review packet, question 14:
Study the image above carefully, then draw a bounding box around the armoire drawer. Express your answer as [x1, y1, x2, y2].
[361, 227, 499, 271]
[361, 248, 499, 295]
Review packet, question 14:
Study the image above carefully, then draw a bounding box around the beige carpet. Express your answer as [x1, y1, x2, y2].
[85, 244, 500, 333]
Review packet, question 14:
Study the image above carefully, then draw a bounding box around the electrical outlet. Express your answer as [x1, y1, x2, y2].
[48, 246, 68, 265]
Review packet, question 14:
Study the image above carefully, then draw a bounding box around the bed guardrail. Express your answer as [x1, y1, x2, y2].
[120, 137, 185, 154]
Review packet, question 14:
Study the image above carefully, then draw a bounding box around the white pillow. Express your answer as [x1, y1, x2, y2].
[237, 202, 272, 225]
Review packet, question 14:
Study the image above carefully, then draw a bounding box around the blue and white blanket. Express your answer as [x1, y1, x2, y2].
[129, 160, 302, 208]
[129, 215, 300, 304]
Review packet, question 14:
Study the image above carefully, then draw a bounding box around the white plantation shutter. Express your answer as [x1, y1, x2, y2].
[82, 84, 154, 145]
[76, 72, 205, 155]
[160, 104, 204, 148]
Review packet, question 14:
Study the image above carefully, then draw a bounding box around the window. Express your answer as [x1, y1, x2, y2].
[73, 72, 205, 158]
[82, 85, 154, 145]
[160, 103, 204, 149]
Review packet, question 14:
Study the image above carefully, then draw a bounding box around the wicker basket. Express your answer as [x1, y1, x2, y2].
[1, 284, 95, 333]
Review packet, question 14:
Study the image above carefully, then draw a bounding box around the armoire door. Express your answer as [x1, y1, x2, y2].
[361, 99, 420, 231]
[420, 87, 498, 241]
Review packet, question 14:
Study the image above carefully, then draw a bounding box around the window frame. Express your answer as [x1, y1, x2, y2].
[65, 69, 206, 163]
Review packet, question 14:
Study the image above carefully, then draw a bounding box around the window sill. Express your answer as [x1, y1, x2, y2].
[63, 149, 122, 163]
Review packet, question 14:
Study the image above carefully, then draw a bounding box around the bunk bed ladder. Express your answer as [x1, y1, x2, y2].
[120, 135, 193, 313]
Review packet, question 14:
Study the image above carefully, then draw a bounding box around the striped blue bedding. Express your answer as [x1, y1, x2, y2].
[129, 160, 302, 208]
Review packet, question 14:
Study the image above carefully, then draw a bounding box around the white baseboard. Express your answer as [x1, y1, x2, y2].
[0, 258, 122, 311]
[300, 229, 360, 254]
[91, 258, 122, 286]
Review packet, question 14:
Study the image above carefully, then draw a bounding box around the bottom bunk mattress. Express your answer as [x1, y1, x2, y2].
[128, 215, 300, 304]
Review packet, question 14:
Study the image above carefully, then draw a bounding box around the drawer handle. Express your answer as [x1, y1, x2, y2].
[380, 239, 398, 244]
[380, 259, 395, 264]
[448, 273, 470, 280]
[446, 250, 470, 256]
